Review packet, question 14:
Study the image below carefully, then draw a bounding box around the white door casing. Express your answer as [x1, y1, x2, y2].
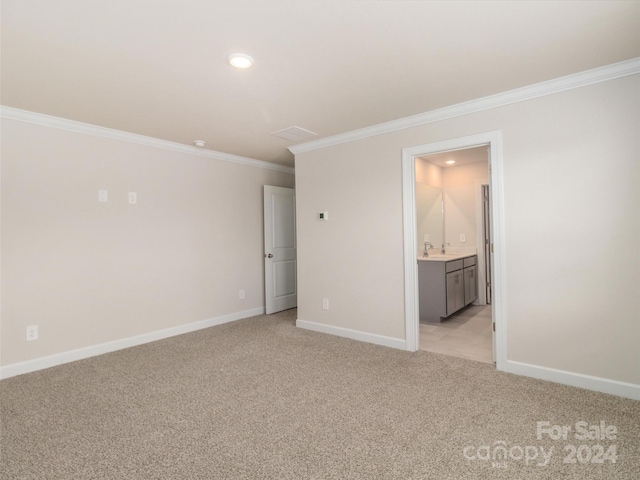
[264, 186, 297, 314]
[401, 131, 506, 371]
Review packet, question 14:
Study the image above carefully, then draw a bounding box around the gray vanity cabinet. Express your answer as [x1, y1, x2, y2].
[463, 256, 477, 305]
[419, 255, 477, 323]
[446, 263, 465, 315]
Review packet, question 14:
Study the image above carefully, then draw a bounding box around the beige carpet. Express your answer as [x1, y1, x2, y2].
[1, 309, 639, 479]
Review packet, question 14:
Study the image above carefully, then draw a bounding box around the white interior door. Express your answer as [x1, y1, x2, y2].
[264, 186, 297, 314]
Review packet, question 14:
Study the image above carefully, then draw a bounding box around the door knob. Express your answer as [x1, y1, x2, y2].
[266, 253, 273, 258]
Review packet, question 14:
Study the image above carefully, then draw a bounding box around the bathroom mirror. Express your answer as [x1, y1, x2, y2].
[416, 182, 444, 254]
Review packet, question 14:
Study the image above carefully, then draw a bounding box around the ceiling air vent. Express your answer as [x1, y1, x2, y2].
[271, 126, 317, 141]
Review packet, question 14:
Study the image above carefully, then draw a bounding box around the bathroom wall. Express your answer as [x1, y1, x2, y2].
[414, 158, 488, 256]
[415, 158, 443, 254]
[415, 158, 442, 186]
[442, 161, 489, 251]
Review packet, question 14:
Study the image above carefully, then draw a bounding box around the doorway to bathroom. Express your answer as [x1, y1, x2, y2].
[401, 131, 505, 370]
[415, 146, 492, 363]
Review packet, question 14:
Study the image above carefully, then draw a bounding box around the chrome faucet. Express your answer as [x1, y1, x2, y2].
[441, 242, 450, 255]
[423, 241, 434, 257]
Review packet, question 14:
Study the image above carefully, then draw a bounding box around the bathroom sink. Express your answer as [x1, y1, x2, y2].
[419, 253, 468, 261]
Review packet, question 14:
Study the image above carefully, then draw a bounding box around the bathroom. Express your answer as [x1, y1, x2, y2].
[415, 146, 493, 363]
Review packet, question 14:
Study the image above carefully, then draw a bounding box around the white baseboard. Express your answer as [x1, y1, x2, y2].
[0, 307, 265, 380]
[506, 360, 640, 401]
[296, 318, 407, 350]
[6, 311, 636, 401]
[295, 320, 639, 400]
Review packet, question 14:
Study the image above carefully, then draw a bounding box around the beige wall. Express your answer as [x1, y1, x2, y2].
[416, 183, 443, 255]
[1, 118, 294, 366]
[295, 74, 640, 385]
[442, 161, 489, 250]
[415, 158, 442, 187]
[415, 158, 444, 255]
[415, 157, 488, 255]
[296, 139, 406, 339]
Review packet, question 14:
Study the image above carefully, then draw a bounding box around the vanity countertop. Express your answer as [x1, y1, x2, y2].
[417, 253, 476, 262]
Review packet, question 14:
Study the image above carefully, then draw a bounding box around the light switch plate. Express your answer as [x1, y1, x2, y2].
[98, 190, 108, 202]
[460, 234, 466, 243]
[128, 192, 137, 204]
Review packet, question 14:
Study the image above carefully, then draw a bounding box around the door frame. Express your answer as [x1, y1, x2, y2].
[401, 131, 507, 371]
[475, 179, 490, 307]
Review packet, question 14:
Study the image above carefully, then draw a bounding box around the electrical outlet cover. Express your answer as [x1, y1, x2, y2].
[26, 325, 39, 341]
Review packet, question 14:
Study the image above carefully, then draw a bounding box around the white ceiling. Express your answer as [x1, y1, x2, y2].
[419, 146, 488, 168]
[2, 1, 639, 167]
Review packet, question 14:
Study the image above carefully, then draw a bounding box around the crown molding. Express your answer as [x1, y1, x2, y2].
[289, 57, 640, 155]
[0, 107, 295, 175]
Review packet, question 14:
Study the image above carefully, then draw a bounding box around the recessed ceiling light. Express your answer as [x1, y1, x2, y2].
[228, 53, 254, 69]
[194, 140, 206, 148]
[446, 160, 456, 165]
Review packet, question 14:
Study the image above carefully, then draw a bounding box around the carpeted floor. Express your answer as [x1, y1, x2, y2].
[1, 309, 639, 479]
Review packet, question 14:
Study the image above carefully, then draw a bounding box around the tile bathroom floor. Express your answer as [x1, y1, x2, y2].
[419, 305, 493, 364]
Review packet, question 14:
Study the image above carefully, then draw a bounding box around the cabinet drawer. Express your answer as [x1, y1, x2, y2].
[463, 256, 477, 267]
[445, 259, 464, 273]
